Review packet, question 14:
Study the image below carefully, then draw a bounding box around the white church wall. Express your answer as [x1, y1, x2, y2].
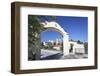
[69, 41, 85, 54]
[74, 44, 85, 54]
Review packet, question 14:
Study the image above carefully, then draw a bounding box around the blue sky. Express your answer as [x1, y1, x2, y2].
[41, 16, 88, 42]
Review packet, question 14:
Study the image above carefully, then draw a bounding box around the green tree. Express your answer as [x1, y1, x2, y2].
[47, 42, 53, 49]
[28, 15, 57, 60]
[28, 15, 44, 60]
[77, 40, 83, 44]
[84, 42, 88, 54]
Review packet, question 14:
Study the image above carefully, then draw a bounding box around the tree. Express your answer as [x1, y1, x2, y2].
[77, 40, 81, 44]
[47, 42, 53, 49]
[28, 15, 44, 60]
[69, 44, 74, 53]
[28, 15, 57, 60]
[60, 42, 63, 51]
[77, 40, 83, 44]
[84, 42, 88, 54]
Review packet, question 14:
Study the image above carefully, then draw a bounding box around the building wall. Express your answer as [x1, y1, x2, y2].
[69, 41, 85, 54]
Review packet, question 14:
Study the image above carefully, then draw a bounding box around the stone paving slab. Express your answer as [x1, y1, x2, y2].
[41, 49, 62, 58]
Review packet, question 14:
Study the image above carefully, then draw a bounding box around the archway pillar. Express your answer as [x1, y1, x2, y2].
[63, 33, 69, 56]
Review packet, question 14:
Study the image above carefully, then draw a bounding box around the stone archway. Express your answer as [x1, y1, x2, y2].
[41, 21, 69, 55]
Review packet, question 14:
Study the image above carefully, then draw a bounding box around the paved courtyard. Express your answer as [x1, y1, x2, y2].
[41, 49, 88, 60]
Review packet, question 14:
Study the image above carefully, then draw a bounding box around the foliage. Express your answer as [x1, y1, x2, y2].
[77, 40, 83, 44]
[28, 15, 43, 46]
[60, 43, 63, 50]
[84, 42, 88, 54]
[28, 15, 57, 60]
[28, 15, 44, 60]
[69, 44, 74, 53]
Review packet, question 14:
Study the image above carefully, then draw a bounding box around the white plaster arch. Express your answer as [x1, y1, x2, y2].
[41, 21, 69, 55]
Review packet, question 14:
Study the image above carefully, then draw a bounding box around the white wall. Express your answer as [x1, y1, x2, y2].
[0, 0, 100, 76]
[69, 41, 85, 53]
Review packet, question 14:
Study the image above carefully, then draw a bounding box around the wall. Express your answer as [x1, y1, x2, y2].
[69, 41, 85, 53]
[0, 0, 100, 76]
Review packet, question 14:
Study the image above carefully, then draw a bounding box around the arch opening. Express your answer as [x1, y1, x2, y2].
[41, 21, 69, 56]
[41, 29, 63, 59]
